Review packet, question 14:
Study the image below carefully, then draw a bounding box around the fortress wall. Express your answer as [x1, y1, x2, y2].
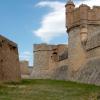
[50, 59, 68, 80]
[87, 25, 100, 39]
[66, 1, 100, 85]
[86, 26, 100, 59]
[58, 59, 68, 68]
[33, 44, 55, 70]
[68, 25, 100, 80]
[87, 47, 100, 59]
[29, 67, 33, 74]
[0, 35, 21, 82]
[49, 44, 68, 69]
[68, 27, 86, 74]
[57, 45, 68, 55]
[31, 44, 68, 80]
[20, 61, 30, 75]
[38, 50, 52, 69]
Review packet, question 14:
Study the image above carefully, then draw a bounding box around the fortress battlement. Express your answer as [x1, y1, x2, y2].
[34, 44, 55, 52]
[65, 1, 100, 32]
[34, 44, 67, 52]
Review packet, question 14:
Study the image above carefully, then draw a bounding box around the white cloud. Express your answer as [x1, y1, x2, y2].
[34, 0, 100, 43]
[34, 1, 66, 43]
[19, 51, 32, 62]
[77, 0, 100, 7]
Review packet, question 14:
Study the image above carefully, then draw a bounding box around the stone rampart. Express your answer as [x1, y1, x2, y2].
[0, 35, 21, 82]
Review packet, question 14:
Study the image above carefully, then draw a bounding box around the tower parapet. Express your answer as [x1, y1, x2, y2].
[65, 1, 100, 32]
[34, 43, 53, 52]
[65, 0, 100, 45]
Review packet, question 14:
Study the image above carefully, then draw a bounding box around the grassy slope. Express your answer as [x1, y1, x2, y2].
[0, 79, 100, 100]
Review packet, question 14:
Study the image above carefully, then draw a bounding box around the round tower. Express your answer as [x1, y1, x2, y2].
[65, 0, 75, 30]
[65, 1, 86, 80]
[65, 0, 75, 11]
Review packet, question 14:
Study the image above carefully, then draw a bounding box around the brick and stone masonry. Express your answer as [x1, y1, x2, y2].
[0, 35, 21, 82]
[20, 61, 30, 75]
[31, 0, 100, 85]
[31, 44, 68, 80]
[20, 60, 32, 79]
[65, 0, 100, 85]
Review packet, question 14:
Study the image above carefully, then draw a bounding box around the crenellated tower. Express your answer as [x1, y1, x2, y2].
[65, 0, 100, 80]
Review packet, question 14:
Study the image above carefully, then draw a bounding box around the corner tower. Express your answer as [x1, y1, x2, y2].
[65, 0, 100, 81]
[65, 1, 89, 79]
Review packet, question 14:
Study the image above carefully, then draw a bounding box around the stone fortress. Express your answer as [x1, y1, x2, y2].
[65, 0, 100, 85]
[0, 0, 100, 85]
[31, 0, 100, 85]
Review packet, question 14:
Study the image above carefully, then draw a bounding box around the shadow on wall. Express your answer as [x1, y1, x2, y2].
[51, 65, 68, 80]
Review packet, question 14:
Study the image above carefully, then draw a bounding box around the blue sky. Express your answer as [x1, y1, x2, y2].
[0, 0, 99, 66]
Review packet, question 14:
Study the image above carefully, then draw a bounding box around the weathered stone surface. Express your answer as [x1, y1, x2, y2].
[65, 1, 100, 32]
[0, 35, 21, 82]
[33, 44, 54, 70]
[20, 61, 33, 79]
[31, 1, 100, 85]
[30, 69, 51, 79]
[65, 1, 100, 85]
[86, 32, 100, 51]
[51, 65, 68, 80]
[31, 61, 68, 80]
[28, 67, 33, 74]
[20, 61, 30, 75]
[75, 57, 100, 85]
[31, 44, 68, 80]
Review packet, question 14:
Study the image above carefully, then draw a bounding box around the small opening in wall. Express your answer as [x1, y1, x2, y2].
[53, 52, 57, 55]
[12, 46, 16, 50]
[0, 59, 3, 63]
[0, 43, 2, 47]
[2, 40, 5, 43]
[9, 45, 16, 50]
